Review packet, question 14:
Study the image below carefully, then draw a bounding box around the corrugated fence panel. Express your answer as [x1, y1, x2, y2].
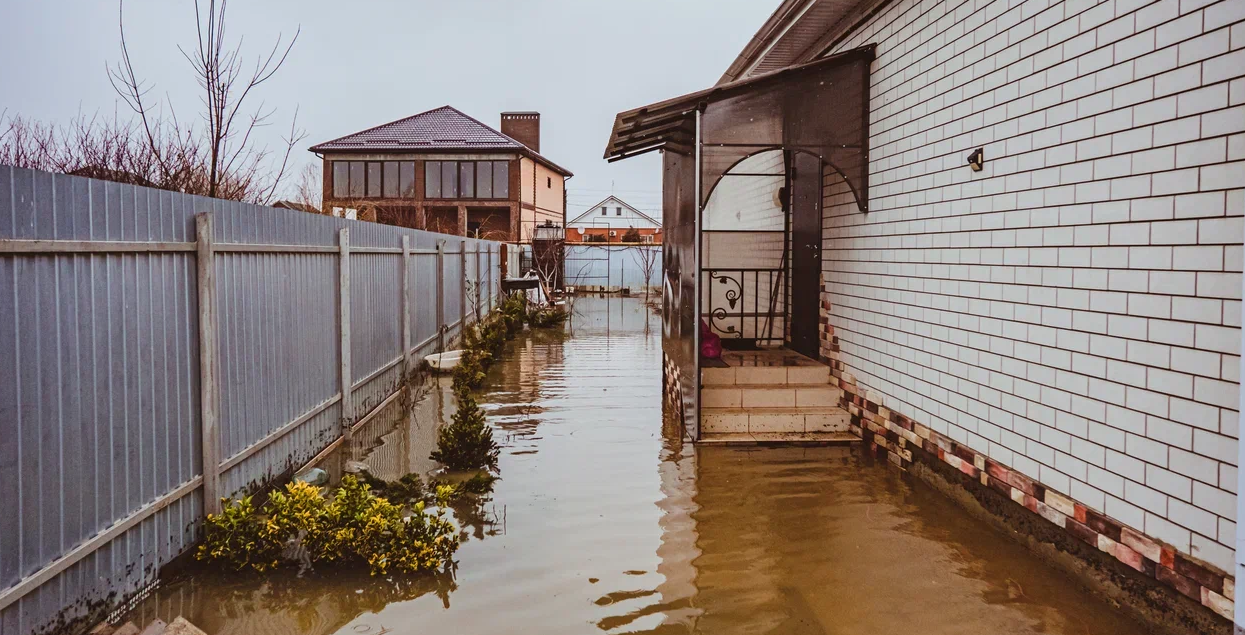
[351, 253, 402, 383]
[0, 167, 204, 635]
[444, 245, 465, 332]
[0, 166, 505, 634]
[411, 250, 440, 352]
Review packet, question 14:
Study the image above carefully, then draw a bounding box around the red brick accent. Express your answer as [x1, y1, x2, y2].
[835, 366, 1235, 622]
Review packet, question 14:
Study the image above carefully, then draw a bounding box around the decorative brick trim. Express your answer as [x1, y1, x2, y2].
[833, 361, 1236, 622]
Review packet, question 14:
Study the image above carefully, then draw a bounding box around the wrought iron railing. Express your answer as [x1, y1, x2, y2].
[701, 267, 786, 346]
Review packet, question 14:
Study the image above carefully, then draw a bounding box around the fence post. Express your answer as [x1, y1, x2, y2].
[401, 235, 412, 378]
[436, 240, 445, 341]
[195, 213, 222, 516]
[338, 228, 353, 440]
[475, 244, 483, 321]
[461, 239, 468, 328]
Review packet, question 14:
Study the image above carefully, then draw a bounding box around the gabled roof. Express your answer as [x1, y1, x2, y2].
[309, 105, 572, 176]
[567, 195, 660, 226]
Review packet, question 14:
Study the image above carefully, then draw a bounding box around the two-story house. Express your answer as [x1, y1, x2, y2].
[310, 106, 572, 241]
[566, 195, 662, 243]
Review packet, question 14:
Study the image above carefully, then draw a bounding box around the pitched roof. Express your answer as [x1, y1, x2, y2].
[309, 105, 572, 176]
[567, 195, 660, 226]
[717, 0, 872, 85]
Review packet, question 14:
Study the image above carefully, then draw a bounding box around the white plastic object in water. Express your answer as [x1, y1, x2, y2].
[425, 349, 465, 373]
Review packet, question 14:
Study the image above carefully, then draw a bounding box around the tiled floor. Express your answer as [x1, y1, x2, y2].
[720, 348, 824, 368]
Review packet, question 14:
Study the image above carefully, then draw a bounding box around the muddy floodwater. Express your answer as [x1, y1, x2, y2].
[122, 296, 1145, 635]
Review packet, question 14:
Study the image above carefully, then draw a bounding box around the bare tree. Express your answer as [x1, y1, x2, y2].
[108, 0, 304, 204]
[628, 243, 661, 302]
[0, 110, 208, 189]
[290, 163, 322, 211]
[531, 232, 565, 301]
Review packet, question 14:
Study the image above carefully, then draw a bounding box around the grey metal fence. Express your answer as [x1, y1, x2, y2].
[0, 165, 504, 634]
[564, 244, 662, 292]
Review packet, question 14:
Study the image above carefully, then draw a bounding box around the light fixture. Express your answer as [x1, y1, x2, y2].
[967, 147, 984, 172]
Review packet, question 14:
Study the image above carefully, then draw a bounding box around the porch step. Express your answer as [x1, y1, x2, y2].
[702, 383, 843, 409]
[702, 364, 831, 387]
[698, 431, 860, 446]
[701, 406, 851, 435]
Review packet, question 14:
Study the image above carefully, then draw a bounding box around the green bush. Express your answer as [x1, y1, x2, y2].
[451, 350, 488, 391]
[197, 476, 460, 576]
[500, 293, 527, 334]
[196, 494, 280, 572]
[529, 306, 568, 328]
[430, 390, 500, 471]
[359, 470, 425, 503]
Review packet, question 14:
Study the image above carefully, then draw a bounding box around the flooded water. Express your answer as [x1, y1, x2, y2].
[122, 296, 1144, 635]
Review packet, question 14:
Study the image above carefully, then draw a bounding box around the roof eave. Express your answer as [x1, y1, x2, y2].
[717, 0, 809, 85]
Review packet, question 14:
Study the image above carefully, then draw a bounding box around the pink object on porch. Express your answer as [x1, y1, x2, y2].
[699, 319, 722, 359]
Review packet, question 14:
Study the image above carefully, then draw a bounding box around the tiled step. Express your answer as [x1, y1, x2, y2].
[701, 406, 851, 435]
[702, 383, 843, 409]
[702, 364, 831, 386]
[698, 431, 861, 446]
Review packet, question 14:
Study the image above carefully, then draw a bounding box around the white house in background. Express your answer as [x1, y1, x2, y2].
[566, 195, 662, 243]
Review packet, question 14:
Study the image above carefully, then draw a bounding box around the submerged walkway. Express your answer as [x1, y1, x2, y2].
[120, 296, 1144, 635]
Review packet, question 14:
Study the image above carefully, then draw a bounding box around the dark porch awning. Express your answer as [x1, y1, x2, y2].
[604, 44, 874, 212]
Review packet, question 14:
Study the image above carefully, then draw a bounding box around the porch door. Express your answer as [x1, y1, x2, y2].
[788, 151, 822, 359]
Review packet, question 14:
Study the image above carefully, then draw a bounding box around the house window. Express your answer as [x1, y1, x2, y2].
[332, 162, 349, 198]
[493, 161, 509, 199]
[331, 160, 415, 199]
[382, 162, 399, 197]
[398, 162, 416, 197]
[478, 161, 493, 198]
[366, 162, 382, 198]
[424, 160, 510, 199]
[425, 161, 442, 198]
[348, 162, 365, 197]
[460, 162, 475, 198]
[616, 207, 622, 216]
[547, 177, 552, 188]
[601, 207, 607, 215]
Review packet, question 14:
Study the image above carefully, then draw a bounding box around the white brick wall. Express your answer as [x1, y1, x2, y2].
[821, 0, 1245, 573]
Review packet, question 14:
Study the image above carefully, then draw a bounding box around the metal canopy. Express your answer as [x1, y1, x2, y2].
[604, 44, 874, 213]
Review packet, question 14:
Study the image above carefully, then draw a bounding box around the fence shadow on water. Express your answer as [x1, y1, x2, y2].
[0, 165, 507, 634]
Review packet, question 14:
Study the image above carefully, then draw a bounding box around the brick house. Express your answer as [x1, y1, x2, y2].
[566, 195, 662, 243]
[310, 106, 572, 241]
[607, 0, 1245, 626]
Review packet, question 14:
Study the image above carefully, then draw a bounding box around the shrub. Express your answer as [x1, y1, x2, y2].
[318, 478, 459, 576]
[529, 306, 568, 328]
[454, 472, 499, 496]
[359, 470, 424, 503]
[451, 350, 487, 392]
[499, 293, 527, 334]
[196, 495, 280, 572]
[197, 476, 459, 576]
[429, 390, 500, 471]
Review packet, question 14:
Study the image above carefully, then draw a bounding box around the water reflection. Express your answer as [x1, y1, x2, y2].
[120, 296, 1143, 635]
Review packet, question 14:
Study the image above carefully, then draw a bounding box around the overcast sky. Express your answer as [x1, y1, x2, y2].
[1, 0, 776, 217]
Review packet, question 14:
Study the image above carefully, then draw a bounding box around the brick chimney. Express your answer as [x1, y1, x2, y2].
[501, 112, 540, 152]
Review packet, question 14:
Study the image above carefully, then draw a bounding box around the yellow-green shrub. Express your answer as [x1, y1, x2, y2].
[197, 476, 459, 576]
